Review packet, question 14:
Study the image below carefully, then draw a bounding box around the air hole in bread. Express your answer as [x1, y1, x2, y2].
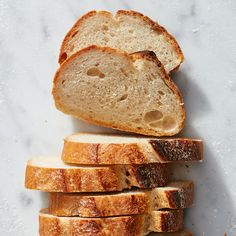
[147, 73, 156, 82]
[120, 68, 128, 77]
[144, 110, 163, 123]
[162, 116, 176, 131]
[71, 31, 78, 38]
[128, 29, 134, 33]
[158, 91, 165, 96]
[102, 25, 109, 31]
[87, 68, 105, 78]
[61, 80, 65, 85]
[133, 118, 141, 123]
[103, 37, 109, 42]
[118, 94, 128, 102]
[149, 121, 162, 128]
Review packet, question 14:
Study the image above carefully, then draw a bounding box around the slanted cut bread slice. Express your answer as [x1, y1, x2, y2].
[48, 181, 193, 217]
[62, 133, 203, 164]
[25, 157, 169, 192]
[53, 46, 185, 136]
[59, 10, 184, 73]
[39, 209, 184, 235]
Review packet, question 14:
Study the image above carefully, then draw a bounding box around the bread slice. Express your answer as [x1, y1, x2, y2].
[39, 209, 184, 235]
[53, 46, 185, 136]
[59, 10, 184, 73]
[62, 133, 203, 164]
[25, 157, 169, 192]
[48, 181, 193, 217]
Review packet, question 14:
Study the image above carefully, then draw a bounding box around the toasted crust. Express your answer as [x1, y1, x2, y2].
[149, 210, 183, 232]
[48, 181, 193, 217]
[62, 133, 203, 164]
[39, 209, 184, 235]
[53, 46, 186, 137]
[58, 10, 184, 72]
[25, 159, 169, 192]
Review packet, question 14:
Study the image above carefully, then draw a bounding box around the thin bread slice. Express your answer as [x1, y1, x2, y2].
[59, 10, 184, 73]
[25, 157, 169, 192]
[39, 209, 184, 235]
[62, 133, 203, 164]
[53, 46, 185, 136]
[48, 181, 193, 217]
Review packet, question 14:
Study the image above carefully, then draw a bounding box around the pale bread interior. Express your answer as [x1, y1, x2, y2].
[61, 11, 183, 72]
[67, 133, 149, 143]
[54, 47, 184, 136]
[67, 133, 201, 144]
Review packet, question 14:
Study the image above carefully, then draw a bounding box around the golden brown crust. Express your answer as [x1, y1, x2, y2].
[39, 209, 145, 236]
[48, 181, 193, 217]
[153, 181, 194, 210]
[62, 141, 147, 164]
[48, 192, 149, 217]
[53, 46, 186, 137]
[62, 133, 202, 165]
[58, 10, 184, 72]
[25, 160, 169, 192]
[39, 209, 184, 235]
[150, 210, 184, 232]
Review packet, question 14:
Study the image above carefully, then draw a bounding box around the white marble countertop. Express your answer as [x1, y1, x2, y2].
[0, 0, 236, 235]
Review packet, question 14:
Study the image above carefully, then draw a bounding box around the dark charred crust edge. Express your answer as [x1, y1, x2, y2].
[149, 139, 203, 162]
[132, 164, 169, 188]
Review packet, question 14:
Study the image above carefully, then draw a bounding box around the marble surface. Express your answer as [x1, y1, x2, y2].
[0, 0, 236, 235]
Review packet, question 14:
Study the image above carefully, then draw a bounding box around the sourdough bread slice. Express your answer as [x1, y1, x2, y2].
[39, 209, 183, 235]
[53, 46, 185, 136]
[62, 133, 203, 164]
[48, 181, 193, 217]
[25, 157, 169, 192]
[59, 10, 184, 73]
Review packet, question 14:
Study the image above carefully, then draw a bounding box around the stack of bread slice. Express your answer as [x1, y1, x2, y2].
[25, 10, 203, 235]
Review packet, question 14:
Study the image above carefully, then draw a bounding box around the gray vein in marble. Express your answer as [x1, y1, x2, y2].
[19, 193, 33, 207]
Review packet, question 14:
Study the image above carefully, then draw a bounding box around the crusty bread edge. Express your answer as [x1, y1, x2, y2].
[58, 10, 184, 72]
[39, 209, 184, 234]
[48, 181, 193, 217]
[62, 133, 203, 164]
[53, 46, 186, 137]
[25, 158, 169, 192]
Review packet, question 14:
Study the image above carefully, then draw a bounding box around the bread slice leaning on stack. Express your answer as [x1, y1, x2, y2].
[53, 46, 185, 136]
[59, 10, 184, 73]
[39, 209, 184, 235]
[62, 133, 203, 164]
